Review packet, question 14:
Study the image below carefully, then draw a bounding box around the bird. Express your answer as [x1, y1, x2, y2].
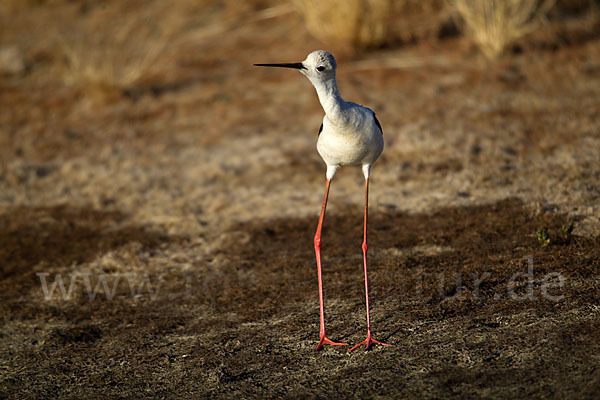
[255, 50, 391, 352]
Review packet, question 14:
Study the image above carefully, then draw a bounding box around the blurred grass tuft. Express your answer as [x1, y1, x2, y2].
[292, 0, 394, 50]
[447, 0, 556, 59]
[54, 2, 188, 92]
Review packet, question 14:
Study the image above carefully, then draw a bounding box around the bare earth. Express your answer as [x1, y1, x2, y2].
[1, 1, 599, 398]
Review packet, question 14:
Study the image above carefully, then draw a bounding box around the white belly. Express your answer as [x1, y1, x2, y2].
[316, 122, 383, 167]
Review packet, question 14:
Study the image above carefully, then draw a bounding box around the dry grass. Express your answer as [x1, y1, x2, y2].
[447, 0, 556, 59]
[55, 2, 189, 91]
[53, 1, 296, 92]
[293, 0, 393, 50]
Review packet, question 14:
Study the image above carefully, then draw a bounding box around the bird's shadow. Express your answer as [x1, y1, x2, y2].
[0, 204, 180, 288]
[217, 198, 596, 346]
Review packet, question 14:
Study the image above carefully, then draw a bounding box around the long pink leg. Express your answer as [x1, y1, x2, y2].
[349, 178, 392, 351]
[314, 178, 347, 351]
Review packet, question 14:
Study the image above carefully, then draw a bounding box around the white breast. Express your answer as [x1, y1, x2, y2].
[316, 105, 383, 168]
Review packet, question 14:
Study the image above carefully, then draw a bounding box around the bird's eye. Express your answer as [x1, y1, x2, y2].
[316, 66, 326, 72]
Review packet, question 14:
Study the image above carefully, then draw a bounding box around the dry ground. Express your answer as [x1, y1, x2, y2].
[1, 1, 600, 398]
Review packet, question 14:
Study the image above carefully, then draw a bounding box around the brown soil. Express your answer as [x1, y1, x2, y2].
[1, 1, 599, 398]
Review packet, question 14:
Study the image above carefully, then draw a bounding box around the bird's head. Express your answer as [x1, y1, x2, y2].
[254, 50, 337, 84]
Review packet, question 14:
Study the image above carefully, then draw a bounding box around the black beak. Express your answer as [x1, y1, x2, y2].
[254, 62, 306, 70]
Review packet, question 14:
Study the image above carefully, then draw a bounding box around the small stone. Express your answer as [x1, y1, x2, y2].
[0, 46, 27, 75]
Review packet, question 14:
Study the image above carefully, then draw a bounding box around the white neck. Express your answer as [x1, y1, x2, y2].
[310, 75, 346, 124]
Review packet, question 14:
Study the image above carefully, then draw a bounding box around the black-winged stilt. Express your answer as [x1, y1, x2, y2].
[255, 50, 390, 352]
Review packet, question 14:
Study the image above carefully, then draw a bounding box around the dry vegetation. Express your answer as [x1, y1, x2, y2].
[1, 0, 600, 398]
[55, 2, 185, 90]
[293, 0, 393, 50]
[293, 0, 596, 58]
[448, 0, 556, 59]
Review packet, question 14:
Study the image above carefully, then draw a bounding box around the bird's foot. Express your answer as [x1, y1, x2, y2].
[315, 334, 347, 351]
[348, 331, 392, 352]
